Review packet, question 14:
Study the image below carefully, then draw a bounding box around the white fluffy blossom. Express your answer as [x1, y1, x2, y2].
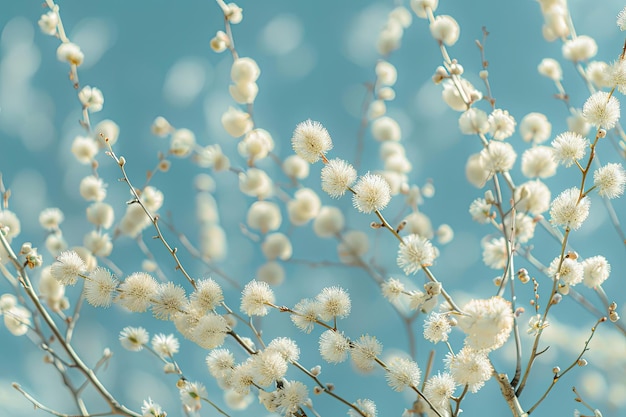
[582, 256, 611, 288]
[482, 237, 507, 269]
[316, 286, 351, 321]
[386, 356, 421, 391]
[319, 329, 350, 363]
[240, 280, 275, 316]
[519, 112, 551, 143]
[424, 372, 456, 411]
[562, 35, 597, 62]
[397, 234, 436, 274]
[50, 250, 86, 286]
[119, 326, 149, 351]
[118, 272, 159, 312]
[321, 159, 357, 198]
[381, 278, 405, 301]
[291, 119, 333, 163]
[549, 256, 584, 286]
[84, 267, 118, 307]
[479, 141, 516, 173]
[291, 298, 320, 333]
[549, 187, 590, 230]
[488, 109, 516, 140]
[515, 180, 551, 215]
[582, 91, 620, 129]
[521, 146, 557, 178]
[445, 347, 491, 393]
[429, 15, 460, 46]
[457, 296, 513, 351]
[351, 334, 383, 372]
[352, 173, 391, 213]
[423, 312, 452, 343]
[593, 163, 626, 198]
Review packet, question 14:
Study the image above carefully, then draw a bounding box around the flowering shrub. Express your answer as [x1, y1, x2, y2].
[1, 1, 626, 417]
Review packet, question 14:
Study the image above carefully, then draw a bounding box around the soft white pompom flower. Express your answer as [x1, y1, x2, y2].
[282, 155, 310, 179]
[79, 175, 107, 202]
[253, 351, 288, 386]
[351, 334, 383, 372]
[56, 42, 84, 66]
[403, 212, 434, 239]
[423, 312, 452, 343]
[180, 381, 207, 412]
[538, 58, 562, 81]
[319, 329, 350, 363]
[313, 206, 344, 237]
[519, 112, 552, 143]
[482, 237, 507, 269]
[516, 179, 551, 215]
[397, 234, 436, 274]
[224, 2, 243, 24]
[83, 230, 112, 257]
[316, 286, 351, 321]
[39, 208, 64, 231]
[549, 256, 584, 286]
[291, 119, 333, 163]
[257, 261, 285, 286]
[141, 398, 165, 417]
[424, 372, 456, 411]
[386, 356, 421, 391]
[430, 15, 460, 46]
[291, 298, 320, 333]
[521, 146, 557, 178]
[582, 91, 620, 129]
[457, 296, 513, 351]
[469, 198, 492, 223]
[117, 272, 159, 312]
[261, 233, 292, 261]
[372, 116, 401, 141]
[78, 86, 104, 112]
[85, 202, 114, 229]
[549, 187, 590, 230]
[586, 61, 611, 88]
[221, 106, 253, 137]
[458, 108, 489, 135]
[445, 347, 491, 393]
[562, 35, 597, 62]
[287, 188, 321, 226]
[352, 173, 391, 213]
[84, 267, 118, 307]
[119, 326, 149, 351]
[0, 294, 17, 313]
[240, 280, 275, 316]
[239, 168, 273, 199]
[381, 278, 405, 301]
[488, 109, 516, 140]
[593, 163, 626, 198]
[582, 256, 611, 288]
[206, 348, 235, 379]
[246, 201, 282, 233]
[267, 337, 300, 362]
[151, 333, 179, 357]
[39, 267, 65, 310]
[94, 118, 120, 147]
[608, 60, 626, 94]
[196, 145, 230, 171]
[38, 11, 58, 35]
[152, 282, 186, 320]
[349, 399, 377, 417]
[50, 250, 86, 286]
[567, 109, 591, 137]
[275, 380, 309, 416]
[170, 128, 196, 158]
[480, 141, 517, 173]
[411, 0, 438, 18]
[229, 81, 258, 104]
[4, 306, 31, 336]
[193, 313, 229, 349]
[71, 136, 99, 164]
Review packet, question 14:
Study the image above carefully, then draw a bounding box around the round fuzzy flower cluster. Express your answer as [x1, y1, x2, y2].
[551, 132, 588, 167]
[456, 296, 514, 351]
[386, 356, 421, 392]
[291, 119, 333, 163]
[423, 312, 452, 343]
[582, 91, 620, 129]
[521, 146, 557, 178]
[321, 158, 357, 198]
[519, 112, 551, 143]
[315, 286, 351, 321]
[445, 347, 491, 393]
[352, 173, 391, 213]
[549, 187, 590, 230]
[582, 256, 611, 288]
[397, 234, 436, 274]
[488, 109, 516, 140]
[351, 334, 383, 372]
[240, 280, 275, 316]
[424, 372, 456, 415]
[593, 163, 626, 199]
[479, 141, 517, 173]
[319, 329, 350, 363]
[548, 256, 583, 286]
[50, 250, 87, 286]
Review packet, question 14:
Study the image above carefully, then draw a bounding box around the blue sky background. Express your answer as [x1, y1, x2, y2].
[1, 1, 626, 416]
